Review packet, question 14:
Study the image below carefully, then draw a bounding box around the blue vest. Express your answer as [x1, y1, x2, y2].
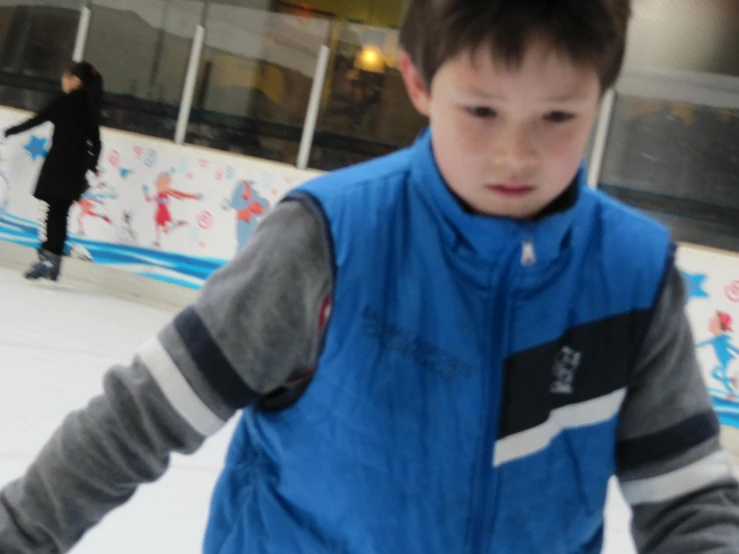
[204, 130, 671, 553]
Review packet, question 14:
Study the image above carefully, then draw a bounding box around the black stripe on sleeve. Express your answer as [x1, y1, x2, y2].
[173, 306, 258, 410]
[616, 410, 720, 471]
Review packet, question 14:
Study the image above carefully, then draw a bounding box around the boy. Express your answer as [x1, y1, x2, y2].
[2, 1, 739, 552]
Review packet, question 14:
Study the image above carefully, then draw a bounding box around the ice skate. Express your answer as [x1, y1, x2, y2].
[24, 250, 61, 282]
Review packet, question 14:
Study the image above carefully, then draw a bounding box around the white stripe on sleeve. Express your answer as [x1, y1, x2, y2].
[138, 337, 226, 436]
[620, 450, 736, 506]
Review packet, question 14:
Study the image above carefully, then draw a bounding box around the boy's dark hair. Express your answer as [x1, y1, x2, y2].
[399, 0, 631, 90]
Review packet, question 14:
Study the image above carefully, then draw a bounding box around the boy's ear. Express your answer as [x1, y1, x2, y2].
[399, 51, 431, 117]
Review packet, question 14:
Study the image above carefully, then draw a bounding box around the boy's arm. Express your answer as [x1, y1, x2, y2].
[0, 198, 333, 554]
[616, 263, 739, 553]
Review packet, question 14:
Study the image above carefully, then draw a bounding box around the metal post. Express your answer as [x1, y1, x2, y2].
[72, 3, 92, 62]
[296, 44, 330, 170]
[174, 24, 206, 145]
[587, 88, 616, 190]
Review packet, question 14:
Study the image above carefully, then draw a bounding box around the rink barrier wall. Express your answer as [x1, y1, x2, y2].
[0, 105, 318, 291]
[1, 105, 739, 434]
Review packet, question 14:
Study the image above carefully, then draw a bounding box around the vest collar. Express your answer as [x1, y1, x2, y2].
[410, 128, 582, 265]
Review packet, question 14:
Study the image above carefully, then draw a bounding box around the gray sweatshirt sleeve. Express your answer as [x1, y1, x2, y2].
[0, 199, 334, 554]
[616, 263, 739, 553]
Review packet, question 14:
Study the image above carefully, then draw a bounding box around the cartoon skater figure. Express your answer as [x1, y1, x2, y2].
[143, 172, 203, 248]
[75, 181, 116, 236]
[118, 211, 138, 245]
[223, 179, 269, 251]
[697, 311, 739, 399]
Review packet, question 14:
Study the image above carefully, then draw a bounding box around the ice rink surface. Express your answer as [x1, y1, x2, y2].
[0, 266, 636, 553]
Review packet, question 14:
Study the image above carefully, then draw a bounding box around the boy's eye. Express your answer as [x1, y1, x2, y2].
[545, 111, 575, 123]
[466, 107, 497, 119]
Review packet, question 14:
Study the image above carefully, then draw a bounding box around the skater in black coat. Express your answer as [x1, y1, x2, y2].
[3, 61, 103, 281]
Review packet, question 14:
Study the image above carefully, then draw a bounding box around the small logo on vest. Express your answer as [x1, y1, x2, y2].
[550, 346, 582, 395]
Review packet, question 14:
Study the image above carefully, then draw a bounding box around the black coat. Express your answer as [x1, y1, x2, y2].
[5, 90, 102, 202]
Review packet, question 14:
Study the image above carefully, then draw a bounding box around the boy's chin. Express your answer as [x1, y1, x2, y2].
[470, 199, 545, 220]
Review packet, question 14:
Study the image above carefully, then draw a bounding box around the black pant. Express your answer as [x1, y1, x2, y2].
[42, 198, 74, 256]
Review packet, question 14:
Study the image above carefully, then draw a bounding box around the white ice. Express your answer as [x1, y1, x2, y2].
[0, 265, 636, 553]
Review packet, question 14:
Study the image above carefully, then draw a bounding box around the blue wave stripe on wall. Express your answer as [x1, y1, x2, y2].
[1, 215, 224, 289]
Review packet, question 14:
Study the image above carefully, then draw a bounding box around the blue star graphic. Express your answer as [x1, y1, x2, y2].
[120, 168, 133, 179]
[23, 136, 48, 162]
[681, 271, 709, 304]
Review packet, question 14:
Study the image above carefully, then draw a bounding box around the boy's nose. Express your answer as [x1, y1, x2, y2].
[493, 125, 537, 172]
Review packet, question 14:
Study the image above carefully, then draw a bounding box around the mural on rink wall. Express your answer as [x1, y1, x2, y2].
[0, 107, 316, 289]
[679, 247, 739, 428]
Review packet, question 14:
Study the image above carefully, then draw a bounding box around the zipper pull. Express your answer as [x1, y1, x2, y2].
[521, 239, 536, 266]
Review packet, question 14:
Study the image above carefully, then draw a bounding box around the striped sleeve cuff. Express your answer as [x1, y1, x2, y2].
[616, 410, 733, 507]
[617, 410, 720, 471]
[136, 306, 260, 438]
[138, 337, 227, 437]
[621, 450, 736, 506]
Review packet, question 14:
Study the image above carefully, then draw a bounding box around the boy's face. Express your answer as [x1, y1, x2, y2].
[401, 39, 601, 218]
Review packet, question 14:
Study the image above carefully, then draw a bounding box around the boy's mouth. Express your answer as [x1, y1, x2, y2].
[486, 184, 536, 198]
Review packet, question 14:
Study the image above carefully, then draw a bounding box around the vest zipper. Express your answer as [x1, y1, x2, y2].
[521, 238, 536, 266]
[470, 245, 521, 553]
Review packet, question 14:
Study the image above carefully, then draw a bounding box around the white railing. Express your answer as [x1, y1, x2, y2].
[174, 23, 206, 146]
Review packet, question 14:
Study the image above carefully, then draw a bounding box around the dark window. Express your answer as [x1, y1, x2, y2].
[600, 95, 739, 253]
[86, 0, 202, 140]
[0, 0, 81, 113]
[186, 4, 331, 164]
